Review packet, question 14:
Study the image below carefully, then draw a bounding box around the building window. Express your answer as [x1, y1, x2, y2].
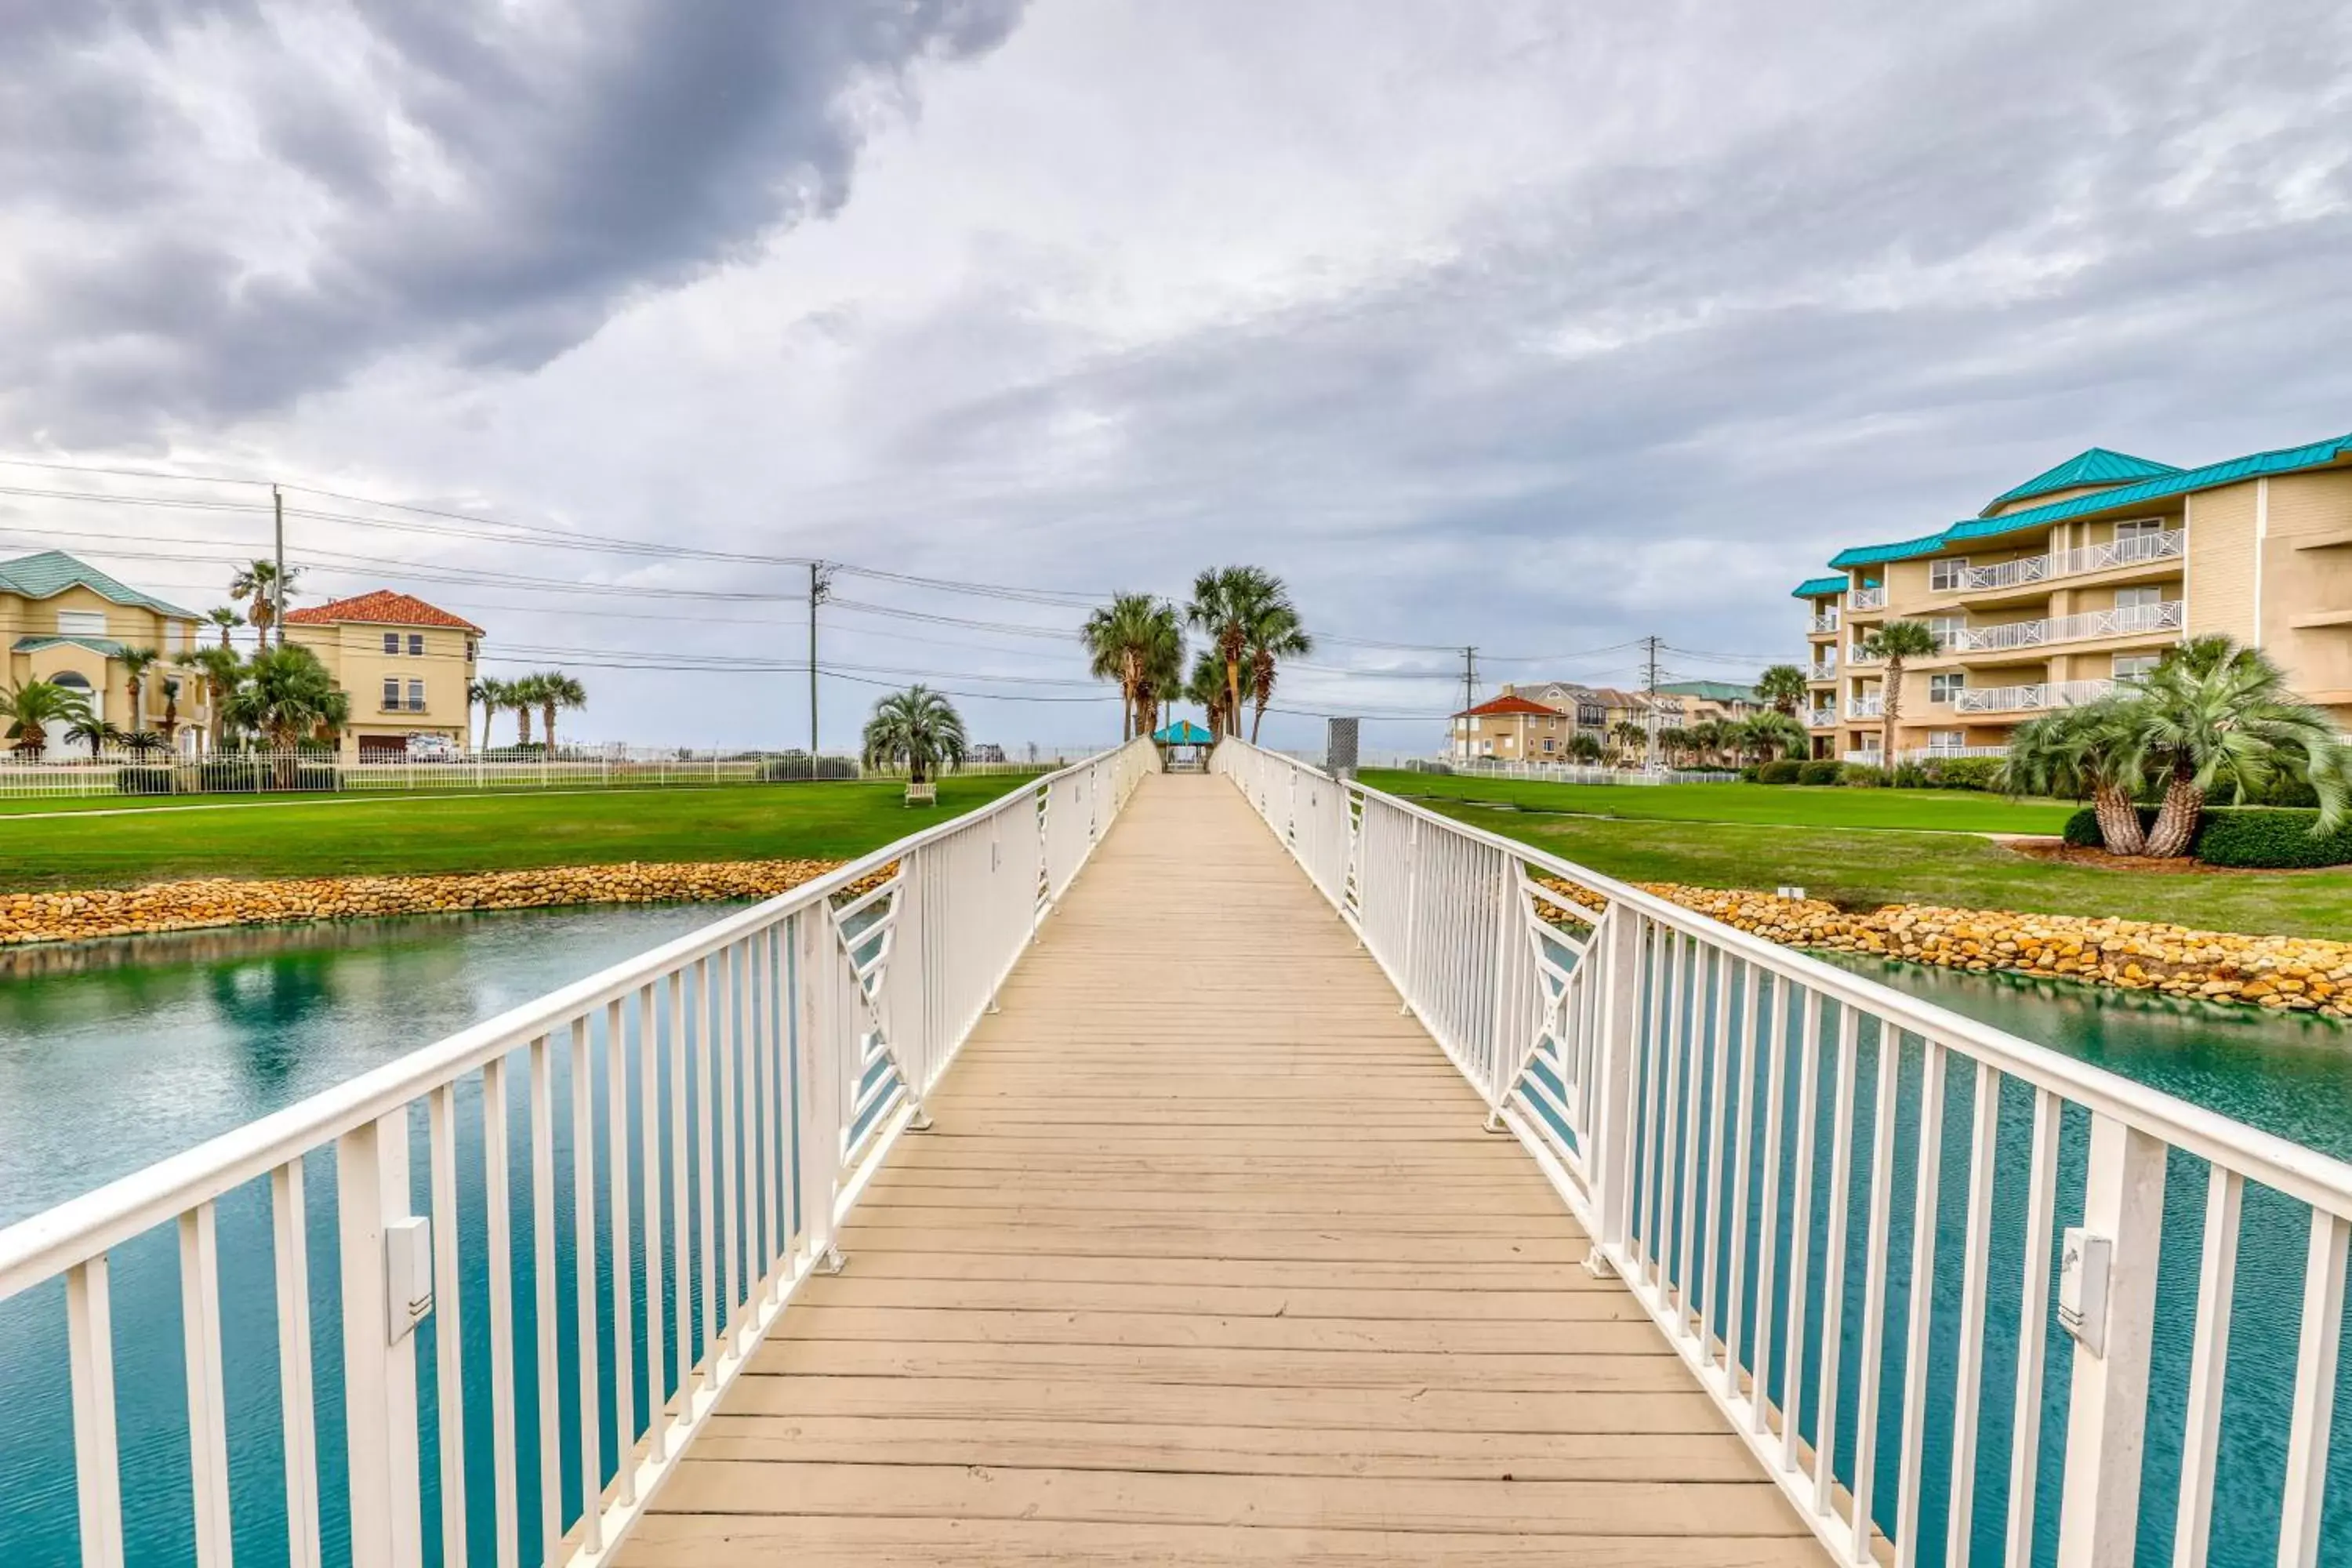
[407, 679, 425, 711]
[2114, 586, 2162, 610]
[383, 677, 401, 710]
[57, 610, 107, 637]
[1929, 730, 1965, 751]
[1929, 558, 1970, 592]
[408, 633, 425, 656]
[2113, 653, 2160, 682]
[1929, 673, 1965, 702]
[2114, 517, 2163, 539]
[383, 631, 400, 654]
[163, 622, 182, 652]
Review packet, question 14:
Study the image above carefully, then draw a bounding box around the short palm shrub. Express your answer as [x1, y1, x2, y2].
[1757, 759, 1802, 784]
[1797, 759, 1842, 786]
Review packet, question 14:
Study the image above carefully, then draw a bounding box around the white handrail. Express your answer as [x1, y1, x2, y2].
[0, 736, 1160, 1568]
[1213, 735, 2352, 1568]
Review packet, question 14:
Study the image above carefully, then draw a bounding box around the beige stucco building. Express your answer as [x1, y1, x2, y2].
[1794, 432, 2352, 763]
[1, 551, 209, 752]
[283, 590, 483, 760]
[1447, 681, 1668, 760]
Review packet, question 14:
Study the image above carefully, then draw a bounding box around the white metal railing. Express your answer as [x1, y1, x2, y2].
[1897, 744, 2009, 761]
[1846, 695, 1884, 720]
[1953, 678, 2116, 715]
[1214, 735, 2352, 1568]
[1849, 586, 1886, 611]
[1409, 758, 1737, 786]
[1948, 527, 2183, 593]
[1809, 661, 1837, 681]
[1806, 706, 1837, 729]
[0, 736, 1159, 1568]
[1811, 610, 1841, 633]
[1848, 643, 1883, 666]
[1949, 599, 2183, 654]
[1839, 748, 1885, 765]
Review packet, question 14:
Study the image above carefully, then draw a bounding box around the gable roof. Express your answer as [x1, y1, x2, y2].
[1791, 575, 1847, 598]
[1454, 693, 1563, 720]
[0, 550, 197, 619]
[1657, 680, 1758, 703]
[13, 634, 127, 658]
[283, 590, 484, 634]
[1980, 448, 2180, 516]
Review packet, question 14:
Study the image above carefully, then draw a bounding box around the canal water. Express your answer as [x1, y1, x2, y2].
[0, 912, 2347, 1565]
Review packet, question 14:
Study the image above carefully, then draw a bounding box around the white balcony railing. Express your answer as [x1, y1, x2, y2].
[1848, 643, 1883, 666]
[1840, 748, 1885, 764]
[1214, 735, 2352, 1568]
[1846, 695, 1884, 720]
[1849, 585, 1886, 611]
[1810, 660, 1837, 681]
[1949, 599, 2183, 653]
[1806, 706, 1837, 728]
[1953, 678, 2117, 715]
[1948, 527, 2184, 593]
[0, 738, 1162, 1568]
[1811, 609, 1841, 633]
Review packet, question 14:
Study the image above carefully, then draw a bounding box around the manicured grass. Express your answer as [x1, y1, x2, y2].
[1412, 798, 2352, 940]
[0, 776, 1043, 891]
[1359, 769, 2079, 835]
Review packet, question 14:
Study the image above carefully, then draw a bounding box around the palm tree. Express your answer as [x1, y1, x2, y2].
[205, 606, 244, 650]
[2123, 636, 2351, 857]
[224, 645, 350, 782]
[1083, 593, 1170, 740]
[182, 647, 245, 755]
[158, 677, 183, 748]
[1862, 620, 1944, 762]
[228, 561, 302, 647]
[862, 685, 968, 795]
[1608, 720, 1646, 765]
[1755, 664, 1809, 717]
[2004, 699, 2149, 855]
[1744, 711, 1809, 761]
[1656, 725, 1692, 766]
[1185, 648, 1250, 739]
[1566, 731, 1604, 764]
[118, 647, 162, 731]
[505, 673, 543, 748]
[1689, 719, 1730, 766]
[0, 680, 91, 755]
[1186, 566, 1284, 743]
[1138, 608, 1186, 739]
[64, 708, 122, 754]
[1243, 593, 1312, 743]
[532, 671, 587, 753]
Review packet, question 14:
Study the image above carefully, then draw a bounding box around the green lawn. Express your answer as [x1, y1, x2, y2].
[0, 776, 1042, 891]
[1359, 769, 2078, 835]
[1409, 798, 2352, 941]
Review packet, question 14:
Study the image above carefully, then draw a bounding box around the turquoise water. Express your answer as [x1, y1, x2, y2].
[0, 914, 2347, 1565]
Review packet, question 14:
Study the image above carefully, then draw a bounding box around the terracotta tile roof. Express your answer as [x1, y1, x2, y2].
[1453, 693, 1563, 719]
[283, 590, 483, 634]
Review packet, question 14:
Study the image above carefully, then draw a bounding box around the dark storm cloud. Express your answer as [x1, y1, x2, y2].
[0, 0, 1025, 439]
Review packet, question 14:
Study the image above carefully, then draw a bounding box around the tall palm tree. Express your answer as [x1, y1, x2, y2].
[205, 605, 244, 649]
[532, 671, 587, 753]
[505, 673, 543, 747]
[1862, 619, 1944, 762]
[1082, 593, 1170, 740]
[1184, 648, 1250, 739]
[118, 647, 162, 731]
[2004, 699, 2149, 855]
[1656, 725, 1692, 766]
[2, 680, 92, 754]
[182, 647, 245, 755]
[1608, 720, 1646, 764]
[470, 677, 510, 752]
[1243, 593, 1312, 743]
[1138, 608, 1186, 739]
[228, 561, 303, 647]
[159, 677, 183, 748]
[1755, 664, 1809, 717]
[224, 645, 350, 763]
[1186, 566, 1283, 742]
[862, 685, 968, 787]
[2123, 636, 2351, 857]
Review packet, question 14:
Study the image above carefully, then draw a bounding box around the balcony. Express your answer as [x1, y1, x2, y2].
[1849, 586, 1886, 612]
[1935, 528, 2184, 595]
[1809, 609, 1840, 633]
[1847, 643, 1883, 666]
[1809, 660, 1837, 681]
[1953, 678, 2117, 716]
[1846, 695, 1884, 720]
[1806, 706, 1836, 728]
[1948, 599, 2183, 654]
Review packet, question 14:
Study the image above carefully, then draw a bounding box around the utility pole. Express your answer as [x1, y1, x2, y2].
[1641, 634, 1664, 773]
[1458, 645, 1479, 759]
[271, 484, 287, 650]
[808, 561, 833, 757]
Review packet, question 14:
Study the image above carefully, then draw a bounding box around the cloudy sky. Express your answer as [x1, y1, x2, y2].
[4, 0, 2350, 752]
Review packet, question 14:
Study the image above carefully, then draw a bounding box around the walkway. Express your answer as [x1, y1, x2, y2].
[619, 773, 1828, 1565]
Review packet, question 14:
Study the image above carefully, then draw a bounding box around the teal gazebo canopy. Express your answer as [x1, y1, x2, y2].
[1153, 720, 1214, 745]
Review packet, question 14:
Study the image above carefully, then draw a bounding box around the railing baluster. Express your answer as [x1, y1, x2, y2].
[1890, 1039, 1944, 1566]
[179, 1202, 233, 1568]
[1810, 1004, 1861, 1519]
[1849, 1024, 1907, 1559]
[1722, 962, 1760, 1395]
[1698, 952, 1733, 1356]
[2278, 1207, 2350, 1568]
[270, 1161, 321, 1568]
[528, 1035, 560, 1565]
[2003, 1087, 2061, 1568]
[749, 932, 771, 1301]
[1945, 1062, 1999, 1568]
[481, 1055, 521, 1568]
[2173, 1166, 2241, 1568]
[426, 1086, 468, 1568]
[637, 984, 666, 1464]
[669, 974, 692, 1409]
[1651, 933, 1687, 1292]
[66, 1255, 125, 1568]
[604, 999, 637, 1504]
[698, 955, 720, 1379]
[1779, 988, 1822, 1475]
[721, 942, 743, 1350]
[568, 1018, 604, 1555]
[1749, 975, 1789, 1443]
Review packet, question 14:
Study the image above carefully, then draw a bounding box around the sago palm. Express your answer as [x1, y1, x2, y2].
[1862, 619, 1944, 760]
[2003, 699, 2151, 855]
[2122, 636, 2352, 857]
[1755, 663, 1810, 716]
[862, 684, 968, 785]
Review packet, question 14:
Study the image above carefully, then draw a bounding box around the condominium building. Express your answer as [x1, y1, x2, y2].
[1653, 680, 1762, 727]
[0, 550, 210, 753]
[283, 590, 484, 761]
[1792, 430, 2352, 763]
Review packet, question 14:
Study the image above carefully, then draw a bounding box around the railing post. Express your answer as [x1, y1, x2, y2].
[2053, 1112, 2166, 1568]
[794, 910, 845, 1272]
[1583, 907, 1643, 1273]
[336, 1112, 424, 1568]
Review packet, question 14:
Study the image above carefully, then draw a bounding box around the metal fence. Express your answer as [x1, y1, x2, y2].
[1214, 737, 2352, 1568]
[1407, 757, 1743, 785]
[0, 736, 1159, 1568]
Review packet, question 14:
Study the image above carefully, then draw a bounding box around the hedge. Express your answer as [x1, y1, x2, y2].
[1923, 756, 2004, 792]
[1797, 759, 1842, 786]
[2197, 808, 2352, 869]
[1756, 759, 1802, 784]
[1841, 763, 1887, 788]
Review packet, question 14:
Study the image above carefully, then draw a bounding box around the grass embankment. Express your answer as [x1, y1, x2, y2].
[1359, 769, 2075, 834]
[1362, 773, 2352, 941]
[0, 776, 1040, 892]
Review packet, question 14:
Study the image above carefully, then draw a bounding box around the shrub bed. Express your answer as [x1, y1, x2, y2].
[1756, 760, 1801, 784]
[1923, 757, 2004, 791]
[1797, 759, 1842, 786]
[1841, 763, 1886, 788]
[2197, 808, 2352, 869]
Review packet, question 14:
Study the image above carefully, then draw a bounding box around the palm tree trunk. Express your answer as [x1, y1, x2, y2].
[1250, 698, 1267, 744]
[1880, 660, 1902, 766]
[516, 706, 532, 747]
[2092, 784, 2148, 855]
[543, 704, 557, 753]
[2145, 766, 2203, 858]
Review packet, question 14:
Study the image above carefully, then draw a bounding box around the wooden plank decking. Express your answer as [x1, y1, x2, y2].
[619, 772, 1828, 1566]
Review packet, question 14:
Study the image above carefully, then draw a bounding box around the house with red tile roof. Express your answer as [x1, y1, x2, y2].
[283, 590, 484, 760]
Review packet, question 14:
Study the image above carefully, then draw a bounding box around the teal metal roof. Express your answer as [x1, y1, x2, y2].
[1152, 720, 1214, 744]
[1791, 575, 1846, 599]
[1979, 448, 2180, 516]
[0, 550, 198, 619]
[1656, 680, 1757, 702]
[12, 635, 126, 657]
[1828, 430, 2352, 568]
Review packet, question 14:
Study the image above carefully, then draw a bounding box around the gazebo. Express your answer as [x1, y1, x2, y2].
[1152, 719, 1214, 771]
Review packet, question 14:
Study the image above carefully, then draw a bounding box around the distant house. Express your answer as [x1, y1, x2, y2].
[1653, 679, 1762, 727]
[283, 590, 484, 761]
[1446, 681, 1675, 760]
[0, 550, 209, 753]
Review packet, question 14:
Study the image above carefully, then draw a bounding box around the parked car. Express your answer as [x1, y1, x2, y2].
[405, 733, 459, 762]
